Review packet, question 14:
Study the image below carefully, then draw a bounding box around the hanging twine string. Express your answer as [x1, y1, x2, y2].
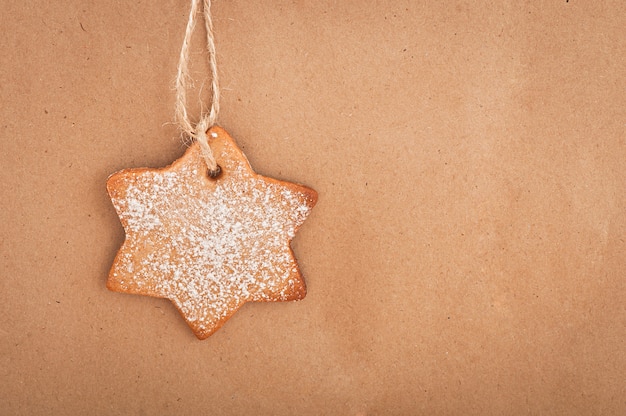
[175, 0, 220, 175]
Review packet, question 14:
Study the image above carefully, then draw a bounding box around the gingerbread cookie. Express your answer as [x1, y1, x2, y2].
[107, 127, 317, 339]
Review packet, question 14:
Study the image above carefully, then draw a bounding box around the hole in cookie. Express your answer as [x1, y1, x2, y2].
[207, 164, 222, 179]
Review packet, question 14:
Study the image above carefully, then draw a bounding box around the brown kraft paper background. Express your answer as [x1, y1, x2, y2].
[1, 0, 624, 414]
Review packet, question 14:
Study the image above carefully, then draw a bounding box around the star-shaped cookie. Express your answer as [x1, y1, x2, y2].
[107, 127, 317, 339]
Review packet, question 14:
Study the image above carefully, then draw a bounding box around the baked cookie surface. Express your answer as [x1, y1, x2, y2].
[107, 126, 317, 339]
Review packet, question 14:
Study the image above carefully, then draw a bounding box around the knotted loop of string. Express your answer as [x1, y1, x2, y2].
[175, 0, 220, 174]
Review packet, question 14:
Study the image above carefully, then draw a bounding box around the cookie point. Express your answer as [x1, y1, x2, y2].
[308, 188, 319, 206]
[207, 125, 226, 138]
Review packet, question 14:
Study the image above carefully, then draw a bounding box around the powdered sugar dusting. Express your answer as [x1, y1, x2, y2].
[108, 128, 316, 338]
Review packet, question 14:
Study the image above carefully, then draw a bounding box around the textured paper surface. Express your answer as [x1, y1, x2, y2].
[1, 1, 624, 414]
